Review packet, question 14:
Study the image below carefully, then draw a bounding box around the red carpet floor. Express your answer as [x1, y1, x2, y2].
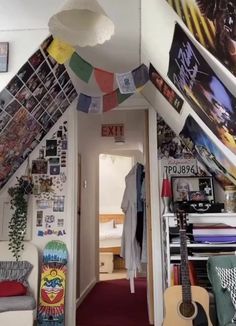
[76, 278, 152, 326]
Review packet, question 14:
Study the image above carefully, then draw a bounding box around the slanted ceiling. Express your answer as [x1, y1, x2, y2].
[0, 36, 77, 189]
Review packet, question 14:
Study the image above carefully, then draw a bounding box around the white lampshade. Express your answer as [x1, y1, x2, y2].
[48, 0, 115, 47]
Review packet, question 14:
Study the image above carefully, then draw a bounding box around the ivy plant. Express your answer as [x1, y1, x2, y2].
[8, 177, 33, 261]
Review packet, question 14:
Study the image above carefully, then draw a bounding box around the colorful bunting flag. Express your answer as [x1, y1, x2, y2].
[89, 97, 102, 114]
[103, 90, 118, 112]
[116, 71, 136, 94]
[94, 68, 114, 93]
[69, 52, 93, 83]
[47, 38, 75, 64]
[77, 93, 91, 113]
[117, 89, 133, 104]
[132, 64, 149, 89]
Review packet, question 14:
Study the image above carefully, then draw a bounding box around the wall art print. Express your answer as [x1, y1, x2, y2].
[180, 115, 236, 188]
[150, 64, 184, 113]
[0, 36, 78, 189]
[157, 114, 198, 178]
[168, 23, 236, 155]
[166, 0, 236, 76]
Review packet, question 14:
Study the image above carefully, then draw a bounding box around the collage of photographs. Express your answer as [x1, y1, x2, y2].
[0, 36, 78, 189]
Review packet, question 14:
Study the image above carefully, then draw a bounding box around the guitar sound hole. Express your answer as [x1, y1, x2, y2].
[179, 302, 196, 318]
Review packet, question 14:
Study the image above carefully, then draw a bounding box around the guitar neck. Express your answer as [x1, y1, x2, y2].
[180, 229, 192, 303]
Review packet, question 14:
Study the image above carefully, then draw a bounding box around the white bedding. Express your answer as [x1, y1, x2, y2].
[99, 224, 123, 248]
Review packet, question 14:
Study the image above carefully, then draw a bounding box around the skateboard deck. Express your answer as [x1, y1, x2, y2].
[37, 240, 68, 326]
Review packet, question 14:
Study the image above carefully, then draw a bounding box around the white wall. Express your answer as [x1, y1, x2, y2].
[0, 0, 65, 91]
[0, 105, 78, 326]
[99, 154, 133, 214]
[78, 109, 146, 296]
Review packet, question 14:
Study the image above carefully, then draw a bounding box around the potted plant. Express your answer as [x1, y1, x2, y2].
[8, 176, 34, 260]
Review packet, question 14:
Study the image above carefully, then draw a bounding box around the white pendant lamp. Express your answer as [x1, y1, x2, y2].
[48, 0, 115, 47]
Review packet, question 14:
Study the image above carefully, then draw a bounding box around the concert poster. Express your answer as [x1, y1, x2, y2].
[180, 115, 236, 188]
[168, 23, 236, 155]
[149, 64, 184, 113]
[166, 0, 236, 75]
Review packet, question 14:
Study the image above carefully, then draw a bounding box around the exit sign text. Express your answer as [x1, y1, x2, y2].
[101, 124, 124, 137]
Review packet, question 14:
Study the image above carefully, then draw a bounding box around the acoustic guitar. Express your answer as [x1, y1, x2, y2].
[163, 210, 213, 326]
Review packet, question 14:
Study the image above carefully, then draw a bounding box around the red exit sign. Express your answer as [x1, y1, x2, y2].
[101, 124, 124, 137]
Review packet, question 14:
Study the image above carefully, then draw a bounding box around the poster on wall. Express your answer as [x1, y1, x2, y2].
[149, 64, 184, 113]
[157, 115, 198, 178]
[180, 115, 236, 188]
[166, 0, 236, 76]
[167, 23, 236, 155]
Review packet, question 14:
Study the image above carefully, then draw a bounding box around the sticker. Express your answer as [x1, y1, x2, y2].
[36, 211, 43, 227]
[49, 157, 60, 164]
[50, 165, 60, 175]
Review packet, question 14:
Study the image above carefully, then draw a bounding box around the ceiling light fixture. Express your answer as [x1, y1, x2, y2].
[48, 0, 115, 47]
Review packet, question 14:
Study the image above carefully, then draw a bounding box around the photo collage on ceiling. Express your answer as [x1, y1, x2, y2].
[0, 35, 78, 189]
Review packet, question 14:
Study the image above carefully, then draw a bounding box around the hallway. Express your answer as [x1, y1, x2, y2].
[76, 278, 151, 326]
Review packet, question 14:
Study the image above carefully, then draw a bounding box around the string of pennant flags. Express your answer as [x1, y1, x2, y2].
[47, 38, 150, 113]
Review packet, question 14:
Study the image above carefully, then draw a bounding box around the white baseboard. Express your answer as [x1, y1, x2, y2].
[76, 278, 97, 308]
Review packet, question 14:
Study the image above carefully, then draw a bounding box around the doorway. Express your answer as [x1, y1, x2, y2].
[98, 153, 133, 281]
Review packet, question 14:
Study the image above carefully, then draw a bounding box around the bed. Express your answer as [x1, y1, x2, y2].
[99, 214, 124, 255]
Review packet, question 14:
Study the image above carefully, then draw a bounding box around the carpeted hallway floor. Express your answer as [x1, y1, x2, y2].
[76, 278, 152, 326]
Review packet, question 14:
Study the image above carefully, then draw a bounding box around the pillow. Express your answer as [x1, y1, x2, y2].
[99, 220, 114, 232]
[216, 267, 236, 323]
[0, 280, 27, 297]
[0, 261, 33, 286]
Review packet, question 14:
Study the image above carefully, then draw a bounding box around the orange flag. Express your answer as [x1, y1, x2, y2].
[94, 68, 114, 93]
[103, 90, 118, 112]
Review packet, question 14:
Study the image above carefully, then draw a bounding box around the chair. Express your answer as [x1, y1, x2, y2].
[0, 241, 38, 326]
[207, 255, 236, 326]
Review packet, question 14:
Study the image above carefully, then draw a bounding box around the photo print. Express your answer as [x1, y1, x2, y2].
[168, 24, 236, 155]
[36, 61, 51, 82]
[40, 35, 53, 56]
[5, 100, 21, 116]
[29, 49, 45, 70]
[49, 157, 60, 165]
[6, 76, 23, 96]
[36, 199, 52, 209]
[0, 88, 13, 109]
[17, 62, 34, 83]
[0, 111, 11, 132]
[36, 210, 43, 227]
[53, 196, 65, 212]
[32, 159, 48, 174]
[57, 218, 64, 227]
[26, 74, 42, 92]
[68, 89, 78, 103]
[171, 176, 214, 203]
[180, 115, 236, 188]
[46, 139, 57, 156]
[166, 0, 236, 76]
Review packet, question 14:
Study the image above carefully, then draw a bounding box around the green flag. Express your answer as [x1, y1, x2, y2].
[69, 52, 93, 83]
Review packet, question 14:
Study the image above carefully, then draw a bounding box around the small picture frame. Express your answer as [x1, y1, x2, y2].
[171, 176, 214, 203]
[0, 42, 9, 72]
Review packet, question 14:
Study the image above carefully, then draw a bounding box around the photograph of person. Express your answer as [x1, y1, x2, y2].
[173, 177, 191, 201]
[17, 62, 34, 83]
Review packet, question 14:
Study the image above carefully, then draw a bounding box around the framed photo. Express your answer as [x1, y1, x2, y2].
[171, 176, 214, 203]
[0, 42, 9, 72]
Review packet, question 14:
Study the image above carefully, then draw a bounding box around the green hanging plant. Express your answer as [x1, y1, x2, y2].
[8, 176, 33, 261]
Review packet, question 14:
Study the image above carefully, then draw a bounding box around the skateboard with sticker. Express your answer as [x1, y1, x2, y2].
[37, 240, 68, 326]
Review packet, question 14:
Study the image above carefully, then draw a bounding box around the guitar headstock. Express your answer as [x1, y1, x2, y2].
[176, 210, 188, 230]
